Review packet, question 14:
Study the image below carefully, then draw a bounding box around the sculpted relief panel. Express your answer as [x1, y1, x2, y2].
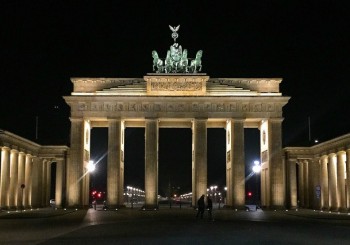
[151, 81, 202, 91]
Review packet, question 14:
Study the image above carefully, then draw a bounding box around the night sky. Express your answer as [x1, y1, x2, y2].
[1, 1, 349, 195]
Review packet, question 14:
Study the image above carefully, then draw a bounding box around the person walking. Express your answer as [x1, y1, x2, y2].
[207, 196, 213, 220]
[92, 199, 97, 210]
[196, 195, 205, 219]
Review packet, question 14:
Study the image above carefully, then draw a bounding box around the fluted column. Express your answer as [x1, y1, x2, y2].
[192, 119, 207, 207]
[328, 153, 337, 210]
[46, 161, 52, 206]
[346, 149, 350, 210]
[0, 146, 11, 209]
[336, 151, 346, 211]
[24, 154, 32, 207]
[287, 159, 297, 208]
[17, 152, 26, 209]
[41, 160, 48, 206]
[55, 159, 65, 208]
[9, 149, 19, 209]
[298, 161, 304, 207]
[268, 119, 285, 208]
[144, 118, 159, 209]
[226, 119, 245, 208]
[67, 118, 84, 207]
[310, 158, 321, 210]
[320, 156, 329, 210]
[31, 157, 43, 207]
[303, 160, 309, 208]
[107, 119, 124, 208]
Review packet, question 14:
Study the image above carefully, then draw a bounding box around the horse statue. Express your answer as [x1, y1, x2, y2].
[190, 50, 203, 73]
[179, 49, 189, 72]
[164, 50, 173, 73]
[169, 43, 182, 72]
[152, 50, 163, 73]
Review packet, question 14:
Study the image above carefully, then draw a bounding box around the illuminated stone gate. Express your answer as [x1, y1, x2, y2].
[64, 26, 290, 209]
[64, 76, 290, 209]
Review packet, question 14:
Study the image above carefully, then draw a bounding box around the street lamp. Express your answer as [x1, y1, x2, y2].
[252, 160, 261, 207]
[87, 160, 95, 172]
[252, 160, 261, 174]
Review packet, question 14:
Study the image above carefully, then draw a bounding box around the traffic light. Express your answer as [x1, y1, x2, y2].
[247, 191, 252, 197]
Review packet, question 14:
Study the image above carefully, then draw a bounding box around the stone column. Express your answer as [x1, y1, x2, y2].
[346, 149, 350, 210]
[328, 153, 338, 211]
[55, 159, 65, 208]
[298, 161, 304, 207]
[192, 119, 207, 207]
[226, 119, 245, 209]
[17, 152, 26, 209]
[268, 119, 285, 208]
[41, 160, 48, 207]
[310, 158, 321, 210]
[0, 146, 11, 209]
[336, 151, 346, 211]
[144, 118, 159, 209]
[24, 154, 33, 208]
[320, 156, 329, 210]
[67, 118, 84, 207]
[287, 158, 297, 209]
[31, 157, 43, 208]
[9, 149, 19, 209]
[107, 119, 124, 208]
[46, 161, 52, 206]
[303, 160, 309, 208]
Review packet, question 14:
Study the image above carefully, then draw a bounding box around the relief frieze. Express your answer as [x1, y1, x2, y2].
[91, 102, 103, 111]
[78, 103, 87, 111]
[128, 103, 137, 111]
[76, 101, 277, 113]
[229, 103, 237, 112]
[241, 103, 249, 112]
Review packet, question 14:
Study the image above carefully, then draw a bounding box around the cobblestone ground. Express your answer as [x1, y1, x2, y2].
[1, 206, 350, 244]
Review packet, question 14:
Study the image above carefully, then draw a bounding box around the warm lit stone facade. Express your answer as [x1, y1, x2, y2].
[284, 134, 350, 211]
[0, 130, 68, 210]
[64, 75, 290, 209]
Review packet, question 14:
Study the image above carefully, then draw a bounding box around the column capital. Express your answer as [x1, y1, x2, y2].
[1, 146, 11, 151]
[227, 118, 245, 123]
[267, 118, 284, 123]
[10, 148, 19, 154]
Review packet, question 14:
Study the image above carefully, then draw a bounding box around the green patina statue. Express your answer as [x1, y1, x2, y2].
[152, 25, 203, 74]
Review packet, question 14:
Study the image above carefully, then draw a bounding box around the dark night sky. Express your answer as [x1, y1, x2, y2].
[1, 1, 349, 195]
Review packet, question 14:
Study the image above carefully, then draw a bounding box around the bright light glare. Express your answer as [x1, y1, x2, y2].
[87, 160, 96, 172]
[252, 161, 261, 173]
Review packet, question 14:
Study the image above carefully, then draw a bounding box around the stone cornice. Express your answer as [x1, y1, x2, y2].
[70, 77, 283, 94]
[209, 78, 282, 93]
[0, 129, 69, 157]
[284, 133, 350, 159]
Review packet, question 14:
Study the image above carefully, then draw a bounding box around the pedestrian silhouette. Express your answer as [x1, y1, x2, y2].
[207, 196, 213, 220]
[196, 195, 205, 219]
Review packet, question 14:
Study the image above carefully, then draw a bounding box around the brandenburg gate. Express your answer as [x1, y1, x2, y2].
[64, 26, 290, 209]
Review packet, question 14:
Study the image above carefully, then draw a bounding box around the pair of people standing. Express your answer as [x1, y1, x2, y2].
[196, 195, 213, 220]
